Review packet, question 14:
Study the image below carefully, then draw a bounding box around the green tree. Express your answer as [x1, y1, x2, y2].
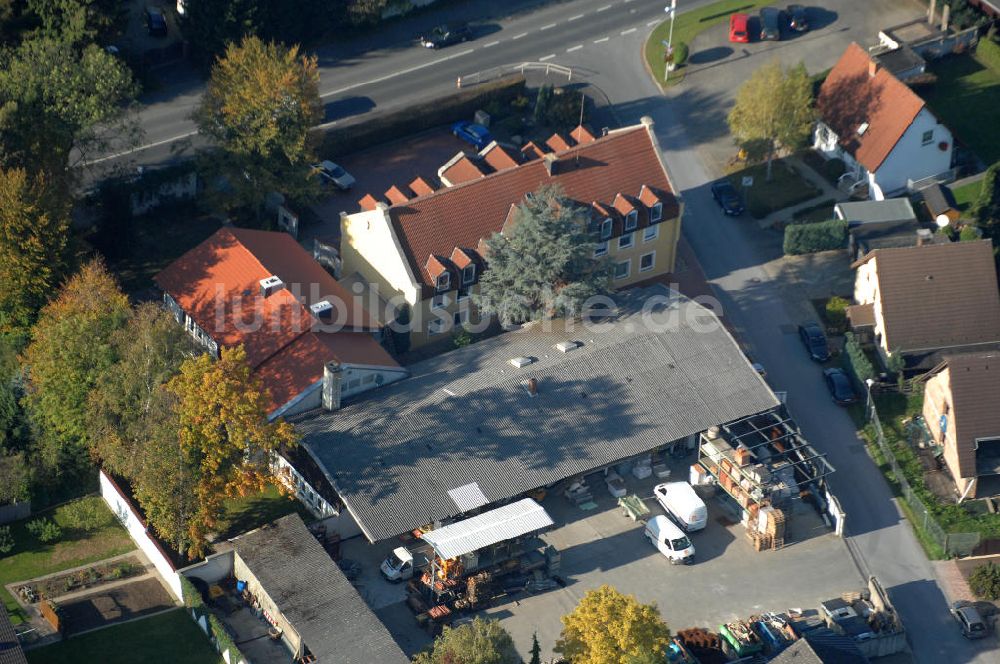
[973, 161, 1000, 240]
[182, 0, 262, 66]
[0, 168, 73, 340]
[194, 35, 321, 217]
[727, 60, 814, 180]
[555, 585, 671, 664]
[474, 184, 612, 327]
[21, 259, 130, 480]
[970, 562, 1000, 600]
[0, 37, 139, 174]
[27, 0, 124, 45]
[166, 345, 298, 557]
[413, 617, 521, 664]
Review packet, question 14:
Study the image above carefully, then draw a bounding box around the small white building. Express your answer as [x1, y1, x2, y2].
[814, 43, 953, 200]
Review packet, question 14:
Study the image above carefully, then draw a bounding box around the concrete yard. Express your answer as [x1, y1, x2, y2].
[343, 453, 862, 661]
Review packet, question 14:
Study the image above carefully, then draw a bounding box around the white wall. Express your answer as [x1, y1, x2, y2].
[99, 470, 182, 600]
[854, 259, 889, 354]
[341, 207, 422, 306]
[180, 550, 234, 586]
[872, 108, 953, 197]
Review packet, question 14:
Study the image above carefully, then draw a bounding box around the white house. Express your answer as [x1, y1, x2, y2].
[814, 43, 953, 200]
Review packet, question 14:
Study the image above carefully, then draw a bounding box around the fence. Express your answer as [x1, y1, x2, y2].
[907, 167, 958, 193]
[865, 398, 981, 557]
[459, 62, 573, 87]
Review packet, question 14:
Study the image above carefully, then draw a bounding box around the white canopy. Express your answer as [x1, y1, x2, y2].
[421, 498, 553, 560]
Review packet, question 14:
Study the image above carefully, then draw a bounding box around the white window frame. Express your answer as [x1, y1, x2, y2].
[614, 259, 631, 280]
[594, 241, 608, 257]
[436, 272, 451, 291]
[650, 202, 662, 223]
[462, 264, 476, 285]
[921, 129, 934, 146]
[618, 232, 634, 249]
[639, 251, 655, 273]
[431, 293, 449, 309]
[643, 224, 659, 243]
[600, 218, 612, 240]
[624, 210, 638, 231]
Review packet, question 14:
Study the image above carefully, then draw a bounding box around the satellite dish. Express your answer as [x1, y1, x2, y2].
[935, 214, 951, 228]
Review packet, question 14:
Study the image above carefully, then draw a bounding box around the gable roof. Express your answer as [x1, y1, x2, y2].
[294, 287, 779, 542]
[817, 43, 928, 172]
[154, 227, 397, 412]
[387, 123, 679, 290]
[854, 240, 1000, 352]
[232, 514, 408, 664]
[929, 352, 1000, 475]
[438, 153, 485, 186]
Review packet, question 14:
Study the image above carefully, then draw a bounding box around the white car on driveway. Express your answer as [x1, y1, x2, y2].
[313, 160, 355, 190]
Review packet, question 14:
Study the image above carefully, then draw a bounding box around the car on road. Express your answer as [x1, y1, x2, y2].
[951, 602, 991, 639]
[823, 368, 857, 405]
[710, 180, 744, 216]
[798, 322, 830, 362]
[421, 23, 472, 49]
[452, 121, 492, 150]
[784, 4, 809, 32]
[313, 161, 355, 190]
[729, 13, 750, 43]
[759, 8, 782, 40]
[145, 6, 167, 36]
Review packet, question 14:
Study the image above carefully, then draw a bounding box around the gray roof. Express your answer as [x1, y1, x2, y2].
[295, 286, 779, 542]
[835, 198, 916, 225]
[771, 630, 870, 663]
[0, 609, 27, 664]
[422, 498, 553, 559]
[232, 514, 407, 664]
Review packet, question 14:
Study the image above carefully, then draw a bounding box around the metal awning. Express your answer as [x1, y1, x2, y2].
[421, 498, 554, 560]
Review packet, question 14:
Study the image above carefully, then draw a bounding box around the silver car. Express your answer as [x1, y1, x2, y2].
[313, 160, 355, 190]
[951, 602, 991, 639]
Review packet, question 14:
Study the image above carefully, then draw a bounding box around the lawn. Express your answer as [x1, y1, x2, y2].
[791, 198, 837, 224]
[727, 159, 822, 219]
[645, 0, 773, 87]
[216, 484, 313, 540]
[949, 178, 984, 214]
[1, 497, 134, 624]
[922, 39, 1000, 166]
[26, 608, 222, 664]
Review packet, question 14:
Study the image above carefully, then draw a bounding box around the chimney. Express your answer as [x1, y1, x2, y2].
[928, 0, 936, 24]
[543, 153, 558, 176]
[868, 59, 879, 78]
[940, 4, 950, 32]
[640, 115, 655, 130]
[916, 228, 933, 246]
[525, 378, 538, 397]
[322, 362, 342, 411]
[259, 275, 284, 298]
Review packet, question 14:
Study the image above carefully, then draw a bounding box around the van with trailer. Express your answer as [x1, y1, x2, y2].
[654, 482, 708, 532]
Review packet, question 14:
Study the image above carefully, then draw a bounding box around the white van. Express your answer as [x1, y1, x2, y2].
[653, 482, 708, 532]
[644, 515, 695, 564]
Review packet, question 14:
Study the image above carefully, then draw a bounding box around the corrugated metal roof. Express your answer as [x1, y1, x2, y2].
[232, 514, 408, 664]
[294, 286, 779, 542]
[421, 498, 553, 559]
[0, 608, 27, 664]
[835, 198, 915, 225]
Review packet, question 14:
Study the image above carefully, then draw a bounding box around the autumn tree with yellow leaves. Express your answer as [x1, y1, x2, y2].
[555, 585, 671, 664]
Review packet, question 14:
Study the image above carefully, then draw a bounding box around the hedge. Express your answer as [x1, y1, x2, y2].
[315, 74, 527, 158]
[843, 332, 875, 386]
[783, 218, 847, 255]
[179, 574, 246, 663]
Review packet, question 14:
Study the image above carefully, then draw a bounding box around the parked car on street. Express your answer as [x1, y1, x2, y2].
[798, 322, 830, 362]
[759, 8, 782, 40]
[823, 368, 858, 405]
[145, 6, 167, 36]
[729, 13, 750, 43]
[312, 161, 355, 190]
[420, 23, 472, 49]
[452, 121, 492, 150]
[710, 179, 744, 216]
[951, 602, 991, 639]
[784, 4, 810, 32]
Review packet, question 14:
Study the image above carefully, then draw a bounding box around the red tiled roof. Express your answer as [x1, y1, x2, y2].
[546, 133, 571, 152]
[817, 43, 927, 172]
[480, 142, 519, 172]
[359, 194, 379, 211]
[409, 176, 436, 197]
[154, 228, 396, 412]
[638, 184, 661, 207]
[439, 154, 485, 186]
[571, 125, 596, 144]
[521, 141, 547, 161]
[388, 125, 679, 289]
[385, 185, 411, 205]
[425, 254, 449, 280]
[450, 247, 476, 269]
[612, 192, 636, 216]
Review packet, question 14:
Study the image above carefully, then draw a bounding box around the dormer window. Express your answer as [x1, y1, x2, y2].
[650, 202, 662, 223]
[437, 272, 451, 291]
[600, 218, 612, 240]
[625, 210, 638, 231]
[462, 264, 476, 285]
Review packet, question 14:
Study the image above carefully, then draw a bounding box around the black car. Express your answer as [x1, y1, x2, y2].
[823, 368, 857, 405]
[710, 180, 744, 216]
[145, 6, 167, 36]
[759, 7, 781, 40]
[785, 4, 809, 32]
[798, 322, 830, 362]
[420, 23, 472, 49]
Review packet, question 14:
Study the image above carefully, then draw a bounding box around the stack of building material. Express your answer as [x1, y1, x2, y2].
[632, 456, 653, 479]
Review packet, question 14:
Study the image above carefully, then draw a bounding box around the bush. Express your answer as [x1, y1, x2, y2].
[824, 296, 850, 333]
[26, 517, 62, 543]
[959, 225, 981, 242]
[545, 89, 585, 130]
[973, 161, 1000, 228]
[783, 219, 848, 255]
[60, 497, 112, 532]
[843, 332, 875, 385]
[674, 41, 689, 67]
[452, 328, 472, 349]
[969, 562, 1000, 600]
[533, 83, 553, 125]
[0, 525, 13, 554]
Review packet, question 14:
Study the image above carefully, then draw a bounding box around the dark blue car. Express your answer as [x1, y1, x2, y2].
[798, 322, 830, 362]
[452, 121, 492, 150]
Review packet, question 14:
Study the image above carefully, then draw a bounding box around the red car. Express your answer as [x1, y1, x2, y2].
[729, 13, 750, 43]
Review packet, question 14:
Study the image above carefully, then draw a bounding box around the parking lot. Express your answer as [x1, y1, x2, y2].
[342, 451, 862, 660]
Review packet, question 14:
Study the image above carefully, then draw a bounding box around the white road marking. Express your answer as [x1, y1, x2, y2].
[539, 54, 556, 61]
[647, 19, 661, 26]
[513, 32, 527, 39]
[593, 36, 610, 43]
[320, 48, 475, 99]
[568, 14, 584, 21]
[540, 23, 557, 30]
[483, 40, 499, 48]
[597, 4, 611, 11]
[621, 27, 637, 35]
[567, 45, 583, 52]
[86, 131, 198, 164]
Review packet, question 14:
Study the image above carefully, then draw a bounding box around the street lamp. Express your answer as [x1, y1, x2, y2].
[865, 378, 875, 414]
[663, 0, 677, 82]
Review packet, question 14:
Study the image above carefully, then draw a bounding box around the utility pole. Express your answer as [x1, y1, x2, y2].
[663, 0, 677, 82]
